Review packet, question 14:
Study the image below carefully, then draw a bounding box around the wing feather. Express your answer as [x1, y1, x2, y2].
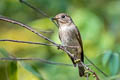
[74, 27, 84, 62]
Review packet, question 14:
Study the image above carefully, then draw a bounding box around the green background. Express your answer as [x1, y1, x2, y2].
[0, 0, 120, 80]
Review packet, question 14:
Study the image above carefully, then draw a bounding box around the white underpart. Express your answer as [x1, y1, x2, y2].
[59, 24, 79, 46]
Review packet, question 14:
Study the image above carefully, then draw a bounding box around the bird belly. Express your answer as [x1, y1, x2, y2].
[61, 35, 78, 46]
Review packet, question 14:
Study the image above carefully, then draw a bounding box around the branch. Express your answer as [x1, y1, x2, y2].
[19, 0, 49, 18]
[0, 39, 79, 49]
[0, 57, 73, 66]
[81, 62, 99, 80]
[39, 30, 54, 33]
[84, 55, 108, 77]
[0, 39, 54, 46]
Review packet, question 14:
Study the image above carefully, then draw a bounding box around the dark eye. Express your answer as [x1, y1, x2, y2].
[61, 15, 65, 18]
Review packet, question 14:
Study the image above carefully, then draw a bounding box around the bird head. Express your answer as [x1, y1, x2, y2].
[52, 13, 73, 26]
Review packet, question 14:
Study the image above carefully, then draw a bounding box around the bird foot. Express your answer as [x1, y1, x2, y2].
[74, 59, 80, 63]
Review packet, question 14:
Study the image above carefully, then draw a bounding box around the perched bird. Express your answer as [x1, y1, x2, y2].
[52, 13, 85, 77]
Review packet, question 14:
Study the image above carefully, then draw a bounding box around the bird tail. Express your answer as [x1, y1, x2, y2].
[78, 62, 85, 77]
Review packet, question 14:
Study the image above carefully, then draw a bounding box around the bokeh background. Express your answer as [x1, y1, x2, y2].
[0, 0, 120, 80]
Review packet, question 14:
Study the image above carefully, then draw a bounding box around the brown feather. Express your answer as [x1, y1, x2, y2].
[74, 26, 85, 77]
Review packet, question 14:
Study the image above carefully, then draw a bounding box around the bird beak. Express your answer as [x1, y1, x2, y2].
[51, 17, 59, 21]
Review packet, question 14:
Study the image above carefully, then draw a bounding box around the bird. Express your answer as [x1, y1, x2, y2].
[52, 13, 85, 77]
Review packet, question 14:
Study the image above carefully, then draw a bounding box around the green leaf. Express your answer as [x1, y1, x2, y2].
[0, 48, 9, 57]
[102, 51, 112, 66]
[20, 61, 44, 80]
[109, 53, 119, 75]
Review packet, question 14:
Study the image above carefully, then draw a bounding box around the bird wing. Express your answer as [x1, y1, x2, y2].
[74, 26, 84, 62]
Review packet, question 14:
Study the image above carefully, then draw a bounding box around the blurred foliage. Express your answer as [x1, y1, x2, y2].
[0, 48, 18, 80]
[0, 0, 120, 80]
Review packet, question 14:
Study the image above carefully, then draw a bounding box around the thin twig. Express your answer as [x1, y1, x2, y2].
[84, 55, 108, 77]
[86, 73, 89, 80]
[0, 39, 54, 46]
[19, 0, 49, 18]
[39, 30, 54, 33]
[81, 62, 99, 80]
[0, 57, 73, 66]
[0, 39, 79, 49]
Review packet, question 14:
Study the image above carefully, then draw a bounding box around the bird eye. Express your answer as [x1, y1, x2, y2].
[61, 15, 65, 18]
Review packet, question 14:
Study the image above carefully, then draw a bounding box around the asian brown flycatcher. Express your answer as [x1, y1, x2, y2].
[52, 13, 85, 77]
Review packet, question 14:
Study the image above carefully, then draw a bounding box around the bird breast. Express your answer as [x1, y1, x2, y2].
[59, 26, 79, 46]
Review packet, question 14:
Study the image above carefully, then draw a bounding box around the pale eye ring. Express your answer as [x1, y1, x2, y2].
[61, 15, 65, 18]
